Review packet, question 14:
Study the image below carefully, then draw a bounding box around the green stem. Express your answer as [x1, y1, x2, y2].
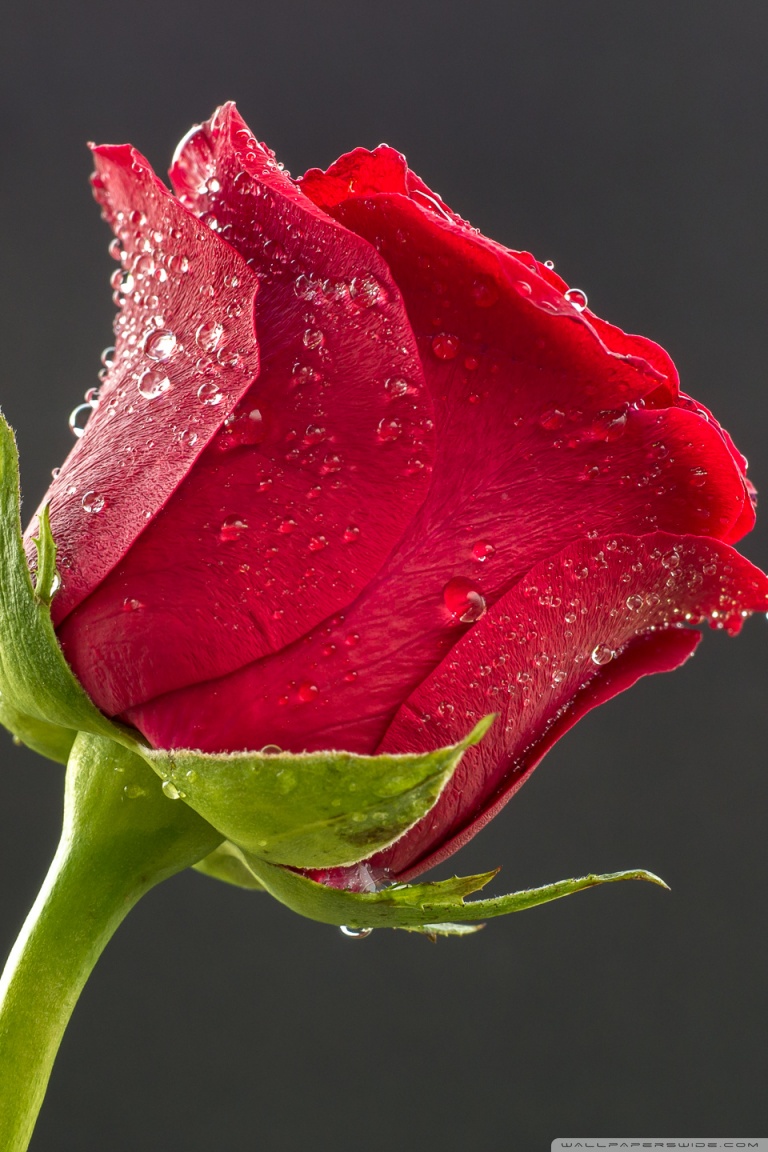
[0, 732, 221, 1152]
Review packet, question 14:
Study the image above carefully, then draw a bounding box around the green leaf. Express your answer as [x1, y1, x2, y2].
[0, 696, 75, 764]
[236, 850, 669, 931]
[193, 842, 266, 891]
[0, 413, 136, 757]
[144, 716, 494, 869]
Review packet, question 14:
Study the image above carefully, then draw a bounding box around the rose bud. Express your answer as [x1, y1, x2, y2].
[5, 101, 768, 930]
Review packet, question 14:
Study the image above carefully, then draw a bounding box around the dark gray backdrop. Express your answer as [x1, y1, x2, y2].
[1, 3, 767, 1148]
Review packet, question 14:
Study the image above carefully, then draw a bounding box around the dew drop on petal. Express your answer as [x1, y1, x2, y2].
[122, 598, 144, 612]
[343, 525, 360, 543]
[81, 491, 105, 514]
[69, 403, 94, 438]
[471, 541, 495, 562]
[143, 329, 177, 362]
[470, 276, 499, 308]
[219, 516, 248, 542]
[431, 333, 460, 361]
[137, 368, 171, 399]
[349, 274, 384, 307]
[197, 380, 223, 405]
[539, 406, 566, 431]
[195, 320, 224, 353]
[591, 644, 615, 666]
[298, 681, 319, 702]
[564, 288, 588, 312]
[377, 417, 402, 443]
[626, 594, 644, 611]
[442, 577, 487, 623]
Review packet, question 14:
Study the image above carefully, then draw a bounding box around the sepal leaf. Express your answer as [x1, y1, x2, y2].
[236, 850, 668, 931]
[144, 716, 494, 869]
[193, 842, 266, 891]
[0, 414, 135, 756]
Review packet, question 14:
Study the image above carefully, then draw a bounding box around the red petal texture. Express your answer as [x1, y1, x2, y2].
[35, 105, 767, 883]
[56, 106, 435, 713]
[368, 532, 768, 878]
[26, 144, 261, 624]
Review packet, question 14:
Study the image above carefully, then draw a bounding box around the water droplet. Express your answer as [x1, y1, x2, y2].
[591, 644, 614, 666]
[122, 598, 144, 612]
[137, 367, 171, 399]
[432, 333, 459, 361]
[661, 549, 680, 570]
[195, 320, 224, 352]
[377, 417, 402, 442]
[626, 594, 644, 611]
[539, 406, 566, 431]
[260, 744, 282, 755]
[564, 288, 588, 312]
[298, 681, 319, 702]
[308, 535, 328, 551]
[179, 428, 199, 447]
[470, 276, 499, 307]
[124, 784, 147, 799]
[471, 541, 495, 562]
[343, 525, 360, 543]
[340, 926, 373, 939]
[108, 238, 123, 261]
[81, 491, 105, 514]
[349, 274, 384, 307]
[144, 328, 177, 362]
[216, 344, 240, 368]
[219, 516, 248, 542]
[51, 467, 61, 479]
[279, 519, 297, 534]
[443, 577, 487, 623]
[100, 346, 116, 368]
[110, 269, 135, 294]
[161, 780, 184, 800]
[385, 376, 414, 398]
[303, 328, 324, 350]
[197, 380, 223, 405]
[69, 402, 94, 438]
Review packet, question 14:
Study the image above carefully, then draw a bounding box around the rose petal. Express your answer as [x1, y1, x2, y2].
[125, 532, 768, 776]
[57, 107, 436, 715]
[28, 144, 261, 626]
[362, 532, 768, 878]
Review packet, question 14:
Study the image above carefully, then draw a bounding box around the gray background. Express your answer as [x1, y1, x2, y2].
[1, 2, 767, 1148]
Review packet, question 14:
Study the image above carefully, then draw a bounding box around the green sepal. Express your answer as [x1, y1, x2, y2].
[0, 697, 75, 764]
[0, 414, 136, 758]
[236, 850, 669, 931]
[193, 842, 266, 891]
[144, 716, 494, 870]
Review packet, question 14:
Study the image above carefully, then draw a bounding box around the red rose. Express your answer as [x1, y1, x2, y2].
[28, 102, 768, 886]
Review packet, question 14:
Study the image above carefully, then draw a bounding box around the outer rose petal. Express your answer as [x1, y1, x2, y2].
[126, 528, 768, 778]
[301, 145, 683, 406]
[56, 106, 436, 715]
[26, 144, 261, 625]
[366, 532, 768, 879]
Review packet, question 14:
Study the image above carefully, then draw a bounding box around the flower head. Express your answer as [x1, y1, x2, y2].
[26, 103, 768, 885]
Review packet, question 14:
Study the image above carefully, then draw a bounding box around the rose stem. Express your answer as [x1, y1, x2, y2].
[0, 732, 220, 1152]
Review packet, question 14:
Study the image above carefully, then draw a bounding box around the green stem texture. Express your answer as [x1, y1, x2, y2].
[0, 733, 221, 1151]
